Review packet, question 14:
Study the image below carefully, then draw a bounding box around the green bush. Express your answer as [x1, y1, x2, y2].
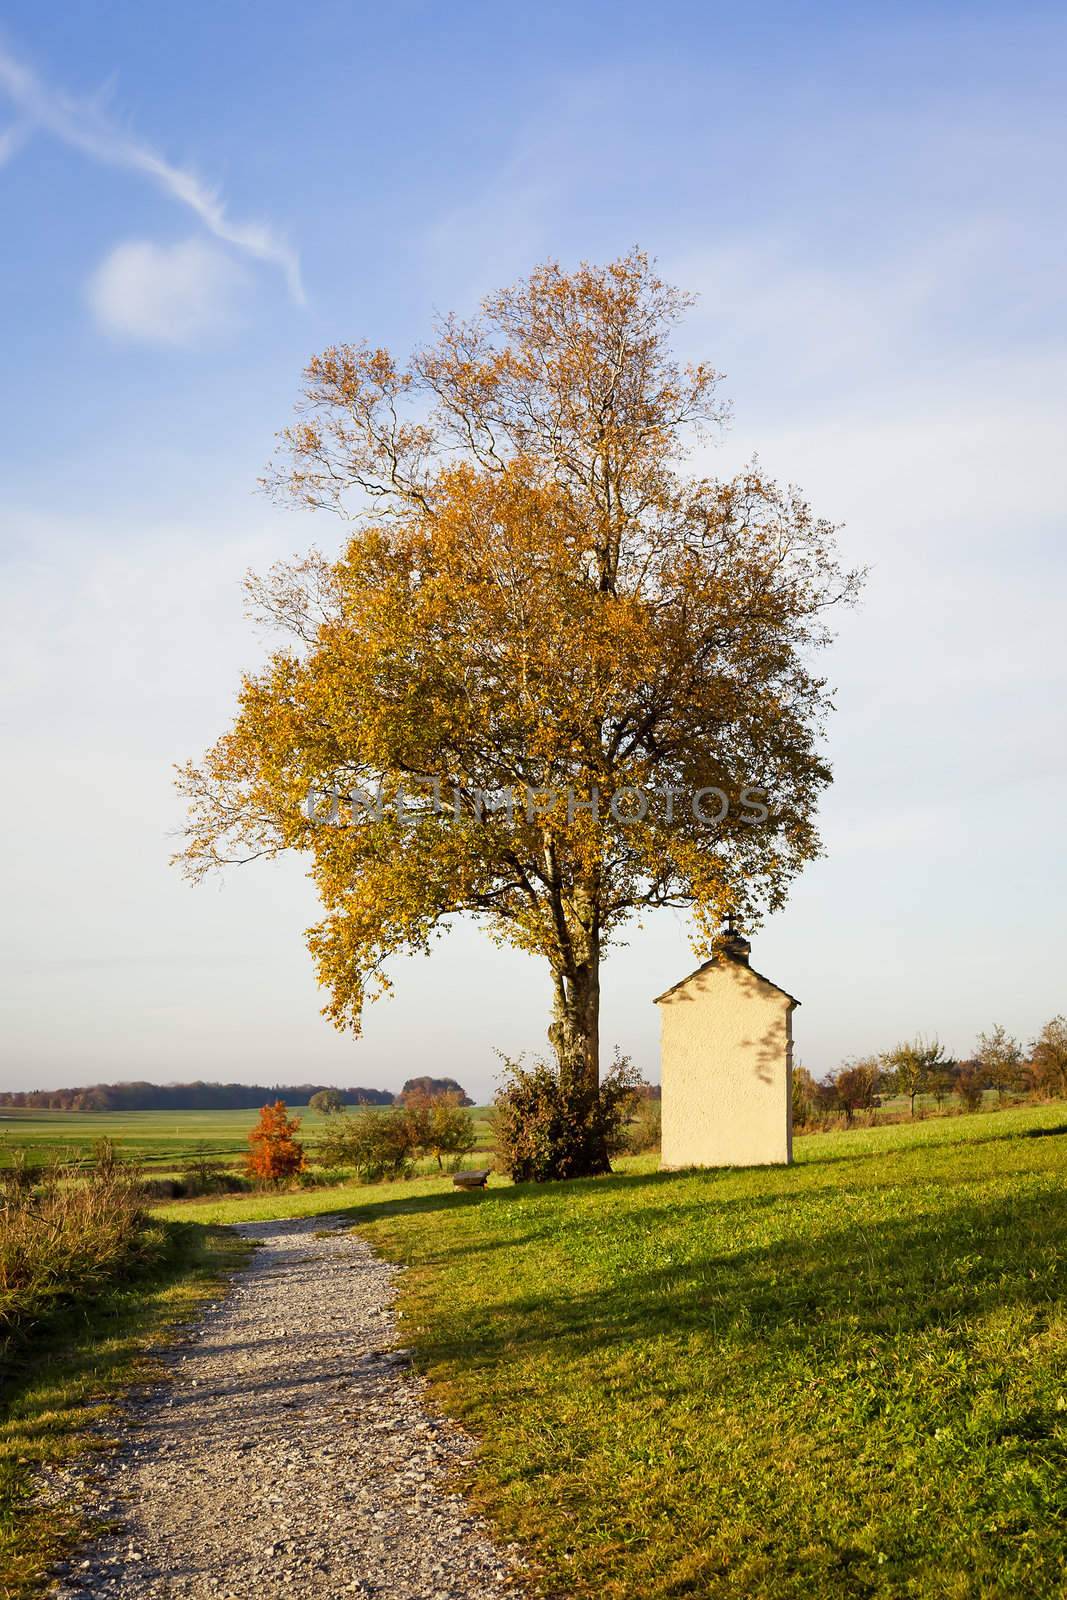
[401, 1091, 478, 1168]
[624, 1096, 661, 1154]
[316, 1107, 415, 1182]
[493, 1051, 642, 1182]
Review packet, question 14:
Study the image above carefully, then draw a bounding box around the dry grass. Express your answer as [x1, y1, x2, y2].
[0, 1145, 165, 1371]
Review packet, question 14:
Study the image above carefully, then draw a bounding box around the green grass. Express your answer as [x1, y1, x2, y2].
[0, 1221, 245, 1600]
[0, 1106, 495, 1175]
[171, 1101, 1066, 1600]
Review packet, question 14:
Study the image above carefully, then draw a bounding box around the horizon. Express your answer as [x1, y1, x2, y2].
[2, 2, 1065, 1103]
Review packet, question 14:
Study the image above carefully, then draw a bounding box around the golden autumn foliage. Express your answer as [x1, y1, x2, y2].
[178, 251, 861, 1175]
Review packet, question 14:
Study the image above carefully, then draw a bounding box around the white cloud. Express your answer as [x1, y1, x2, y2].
[86, 237, 247, 344]
[0, 39, 304, 302]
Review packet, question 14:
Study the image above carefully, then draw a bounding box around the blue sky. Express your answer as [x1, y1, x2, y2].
[1, 2, 1064, 1097]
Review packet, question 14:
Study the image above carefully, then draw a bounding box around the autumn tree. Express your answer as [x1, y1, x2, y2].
[246, 1101, 306, 1182]
[831, 1059, 881, 1125]
[1030, 1016, 1067, 1101]
[177, 251, 860, 1178]
[975, 1024, 1023, 1103]
[881, 1036, 945, 1117]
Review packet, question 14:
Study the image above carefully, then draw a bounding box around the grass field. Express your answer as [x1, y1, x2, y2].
[0, 1105, 496, 1173]
[154, 1102, 1067, 1599]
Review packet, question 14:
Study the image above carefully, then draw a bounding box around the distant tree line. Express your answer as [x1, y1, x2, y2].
[793, 1016, 1067, 1129]
[0, 1080, 397, 1112]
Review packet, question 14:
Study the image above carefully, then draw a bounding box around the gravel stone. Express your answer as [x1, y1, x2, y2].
[38, 1217, 531, 1599]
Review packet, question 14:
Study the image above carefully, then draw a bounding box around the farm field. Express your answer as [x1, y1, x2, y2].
[154, 1102, 1067, 1599]
[0, 1105, 496, 1172]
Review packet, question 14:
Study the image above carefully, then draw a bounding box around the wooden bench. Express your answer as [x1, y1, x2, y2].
[452, 1169, 491, 1190]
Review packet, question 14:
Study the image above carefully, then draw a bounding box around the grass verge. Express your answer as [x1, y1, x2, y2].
[0, 1222, 246, 1600]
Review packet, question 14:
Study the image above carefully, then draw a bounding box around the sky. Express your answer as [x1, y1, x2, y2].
[1, 1, 1065, 1099]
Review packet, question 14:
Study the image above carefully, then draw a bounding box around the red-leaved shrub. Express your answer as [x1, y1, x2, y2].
[246, 1101, 306, 1183]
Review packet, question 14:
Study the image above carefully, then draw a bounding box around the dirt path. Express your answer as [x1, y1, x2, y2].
[42, 1217, 528, 1600]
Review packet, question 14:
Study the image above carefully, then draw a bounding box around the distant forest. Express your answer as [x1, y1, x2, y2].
[0, 1081, 398, 1112]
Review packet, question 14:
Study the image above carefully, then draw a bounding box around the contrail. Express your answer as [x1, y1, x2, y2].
[0, 40, 305, 303]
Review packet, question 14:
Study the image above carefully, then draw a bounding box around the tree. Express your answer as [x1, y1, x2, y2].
[246, 1101, 306, 1182]
[400, 1090, 478, 1168]
[1030, 1016, 1067, 1101]
[955, 1064, 984, 1113]
[177, 251, 860, 1178]
[975, 1024, 1023, 1103]
[791, 1064, 818, 1127]
[928, 1060, 957, 1108]
[309, 1088, 345, 1115]
[881, 1036, 945, 1117]
[831, 1059, 881, 1126]
[396, 1076, 474, 1106]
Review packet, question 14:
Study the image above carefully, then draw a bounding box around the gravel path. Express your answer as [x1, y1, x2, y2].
[41, 1217, 530, 1600]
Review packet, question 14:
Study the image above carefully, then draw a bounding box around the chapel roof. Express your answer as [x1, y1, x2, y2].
[653, 954, 800, 1008]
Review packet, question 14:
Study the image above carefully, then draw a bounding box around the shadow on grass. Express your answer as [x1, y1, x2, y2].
[390, 1184, 1067, 1372]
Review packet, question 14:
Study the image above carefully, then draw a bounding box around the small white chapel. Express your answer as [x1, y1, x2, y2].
[655, 919, 799, 1169]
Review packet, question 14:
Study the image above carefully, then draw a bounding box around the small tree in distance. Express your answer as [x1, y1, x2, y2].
[791, 1064, 818, 1127]
[928, 1060, 957, 1108]
[831, 1059, 881, 1126]
[309, 1088, 345, 1115]
[246, 1101, 306, 1183]
[1030, 1017, 1067, 1100]
[975, 1024, 1023, 1103]
[955, 1065, 984, 1113]
[881, 1036, 946, 1117]
[396, 1077, 474, 1107]
[402, 1090, 478, 1168]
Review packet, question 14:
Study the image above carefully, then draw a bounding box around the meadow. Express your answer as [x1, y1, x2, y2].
[154, 1102, 1067, 1600]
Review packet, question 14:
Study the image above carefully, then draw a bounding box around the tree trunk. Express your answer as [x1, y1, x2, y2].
[548, 944, 610, 1177]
